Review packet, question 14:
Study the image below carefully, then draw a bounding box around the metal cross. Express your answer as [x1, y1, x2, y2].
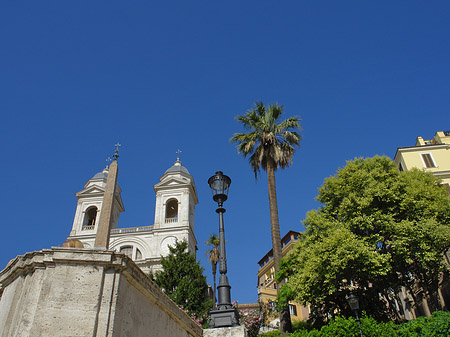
[176, 149, 182, 161]
[106, 157, 112, 167]
[113, 143, 122, 160]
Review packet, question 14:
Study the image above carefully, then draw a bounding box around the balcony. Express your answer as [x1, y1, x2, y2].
[165, 218, 178, 224]
[81, 225, 95, 231]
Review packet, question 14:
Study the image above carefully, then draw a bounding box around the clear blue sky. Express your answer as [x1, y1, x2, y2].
[0, 1, 448, 304]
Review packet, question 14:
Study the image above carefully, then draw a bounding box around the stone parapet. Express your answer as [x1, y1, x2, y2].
[0, 247, 202, 337]
[203, 326, 248, 337]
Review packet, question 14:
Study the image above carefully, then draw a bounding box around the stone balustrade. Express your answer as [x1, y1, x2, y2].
[110, 225, 153, 234]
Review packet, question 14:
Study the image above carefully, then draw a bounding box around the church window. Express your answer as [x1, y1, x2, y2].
[165, 199, 178, 221]
[136, 248, 143, 260]
[120, 246, 133, 259]
[82, 206, 98, 229]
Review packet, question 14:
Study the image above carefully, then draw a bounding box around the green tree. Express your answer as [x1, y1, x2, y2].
[205, 233, 220, 309]
[231, 101, 301, 334]
[150, 240, 212, 317]
[278, 156, 450, 324]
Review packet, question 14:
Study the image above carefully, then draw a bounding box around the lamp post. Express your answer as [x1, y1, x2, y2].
[347, 293, 363, 337]
[208, 171, 240, 328]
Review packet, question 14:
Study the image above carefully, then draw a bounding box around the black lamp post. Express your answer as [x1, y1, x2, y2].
[347, 293, 363, 337]
[208, 171, 240, 328]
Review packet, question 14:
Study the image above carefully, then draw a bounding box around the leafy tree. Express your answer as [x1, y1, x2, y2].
[231, 101, 301, 334]
[278, 156, 450, 324]
[150, 240, 212, 317]
[205, 233, 220, 308]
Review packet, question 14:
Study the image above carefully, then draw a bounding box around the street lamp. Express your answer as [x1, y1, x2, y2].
[347, 293, 363, 337]
[208, 171, 240, 328]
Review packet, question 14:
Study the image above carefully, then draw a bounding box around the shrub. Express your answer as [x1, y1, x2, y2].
[421, 311, 450, 336]
[262, 311, 450, 336]
[397, 311, 450, 337]
[239, 308, 265, 337]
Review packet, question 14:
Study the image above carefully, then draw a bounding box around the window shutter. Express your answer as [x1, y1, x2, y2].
[421, 153, 436, 168]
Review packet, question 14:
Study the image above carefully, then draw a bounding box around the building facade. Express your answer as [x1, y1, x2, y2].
[394, 130, 450, 191]
[393, 131, 450, 318]
[257, 231, 309, 323]
[67, 158, 198, 273]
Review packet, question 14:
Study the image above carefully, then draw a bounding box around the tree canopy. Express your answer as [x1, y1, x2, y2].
[231, 102, 301, 178]
[278, 156, 450, 324]
[150, 240, 212, 316]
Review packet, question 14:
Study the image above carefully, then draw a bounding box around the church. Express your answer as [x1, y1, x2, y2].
[0, 155, 207, 337]
[66, 156, 199, 273]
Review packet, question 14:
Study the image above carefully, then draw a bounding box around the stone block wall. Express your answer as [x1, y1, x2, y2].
[0, 248, 202, 337]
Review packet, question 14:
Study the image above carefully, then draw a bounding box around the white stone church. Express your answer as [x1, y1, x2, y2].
[67, 158, 198, 273]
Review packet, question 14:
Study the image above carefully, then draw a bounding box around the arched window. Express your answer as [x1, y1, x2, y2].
[120, 246, 133, 259]
[136, 248, 143, 260]
[82, 206, 98, 229]
[165, 199, 178, 221]
[119, 246, 143, 260]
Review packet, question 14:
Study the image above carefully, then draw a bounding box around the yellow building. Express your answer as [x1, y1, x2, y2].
[393, 131, 450, 318]
[394, 131, 450, 191]
[257, 230, 309, 322]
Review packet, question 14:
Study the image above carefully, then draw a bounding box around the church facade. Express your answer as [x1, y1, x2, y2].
[67, 158, 198, 273]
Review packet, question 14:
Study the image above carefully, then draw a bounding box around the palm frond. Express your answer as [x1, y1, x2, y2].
[232, 101, 301, 177]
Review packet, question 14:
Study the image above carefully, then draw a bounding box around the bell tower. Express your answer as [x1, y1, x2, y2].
[68, 166, 125, 246]
[153, 158, 198, 253]
[66, 152, 197, 273]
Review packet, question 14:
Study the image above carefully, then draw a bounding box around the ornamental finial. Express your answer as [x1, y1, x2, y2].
[176, 149, 182, 161]
[113, 143, 121, 161]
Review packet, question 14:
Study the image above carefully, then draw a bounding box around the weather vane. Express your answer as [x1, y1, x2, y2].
[113, 143, 121, 160]
[176, 149, 182, 161]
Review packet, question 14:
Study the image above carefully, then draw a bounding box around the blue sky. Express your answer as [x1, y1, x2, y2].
[0, 1, 448, 304]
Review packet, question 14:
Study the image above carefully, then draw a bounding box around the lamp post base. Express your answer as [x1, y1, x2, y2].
[209, 308, 240, 328]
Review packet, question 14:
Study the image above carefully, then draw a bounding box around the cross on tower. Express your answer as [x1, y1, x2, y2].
[105, 157, 112, 168]
[113, 143, 121, 160]
[176, 149, 182, 161]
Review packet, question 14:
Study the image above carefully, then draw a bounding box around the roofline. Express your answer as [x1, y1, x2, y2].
[394, 143, 450, 161]
[257, 230, 301, 265]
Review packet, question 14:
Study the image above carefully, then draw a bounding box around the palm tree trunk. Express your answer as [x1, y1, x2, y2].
[266, 159, 282, 273]
[213, 267, 217, 309]
[266, 159, 292, 335]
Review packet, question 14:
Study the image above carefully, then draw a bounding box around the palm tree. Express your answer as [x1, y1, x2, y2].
[205, 233, 220, 309]
[231, 101, 301, 334]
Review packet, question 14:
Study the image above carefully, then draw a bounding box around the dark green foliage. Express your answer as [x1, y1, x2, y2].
[260, 312, 450, 336]
[150, 240, 212, 317]
[400, 311, 450, 337]
[278, 156, 450, 323]
[292, 320, 313, 332]
[421, 311, 450, 336]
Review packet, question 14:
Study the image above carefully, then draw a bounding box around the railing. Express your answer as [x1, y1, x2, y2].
[165, 218, 178, 224]
[110, 226, 153, 234]
[81, 225, 95, 231]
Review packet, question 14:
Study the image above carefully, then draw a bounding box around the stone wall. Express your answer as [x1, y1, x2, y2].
[0, 247, 202, 337]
